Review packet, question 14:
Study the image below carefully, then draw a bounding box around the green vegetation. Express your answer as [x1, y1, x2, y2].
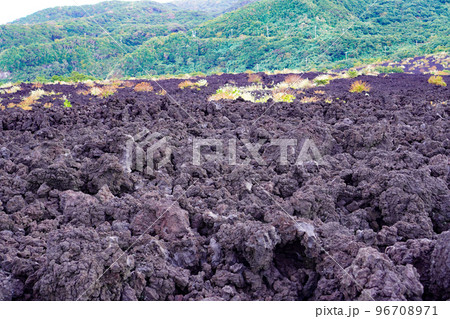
[63, 98, 72, 108]
[347, 69, 359, 78]
[0, 1, 213, 82]
[374, 66, 405, 74]
[172, 0, 260, 14]
[428, 75, 447, 87]
[50, 72, 98, 83]
[122, 0, 450, 77]
[0, 0, 449, 82]
[350, 80, 371, 93]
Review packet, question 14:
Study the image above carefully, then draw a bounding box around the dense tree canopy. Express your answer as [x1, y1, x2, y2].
[0, 0, 448, 82]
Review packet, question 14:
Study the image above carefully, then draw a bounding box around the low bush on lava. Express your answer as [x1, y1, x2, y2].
[375, 66, 404, 74]
[209, 86, 241, 101]
[248, 73, 263, 84]
[347, 69, 359, 78]
[273, 90, 295, 103]
[428, 75, 447, 87]
[134, 82, 154, 92]
[178, 79, 208, 89]
[349, 80, 371, 93]
[313, 75, 331, 86]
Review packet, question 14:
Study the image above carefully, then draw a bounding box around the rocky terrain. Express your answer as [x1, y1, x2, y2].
[0, 72, 449, 300]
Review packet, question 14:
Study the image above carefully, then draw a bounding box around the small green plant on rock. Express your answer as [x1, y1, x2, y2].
[63, 98, 72, 108]
[347, 69, 359, 78]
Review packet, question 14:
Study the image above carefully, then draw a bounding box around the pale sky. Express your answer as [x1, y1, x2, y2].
[0, 0, 174, 25]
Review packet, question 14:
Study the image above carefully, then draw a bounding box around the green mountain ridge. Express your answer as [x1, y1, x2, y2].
[122, 0, 450, 76]
[0, 0, 449, 82]
[172, 0, 261, 13]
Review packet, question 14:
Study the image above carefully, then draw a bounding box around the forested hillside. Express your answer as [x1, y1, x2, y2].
[0, 0, 449, 82]
[0, 1, 212, 81]
[122, 0, 450, 76]
[172, 0, 261, 13]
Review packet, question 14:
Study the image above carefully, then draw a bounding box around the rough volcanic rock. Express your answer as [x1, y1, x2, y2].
[0, 73, 448, 300]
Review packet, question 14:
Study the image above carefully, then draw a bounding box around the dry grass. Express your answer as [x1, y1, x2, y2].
[88, 85, 118, 98]
[272, 90, 295, 103]
[209, 91, 236, 101]
[276, 78, 314, 90]
[32, 83, 44, 89]
[11, 89, 55, 110]
[43, 103, 52, 108]
[178, 79, 208, 89]
[83, 80, 96, 87]
[17, 96, 35, 110]
[100, 85, 118, 98]
[313, 75, 332, 86]
[134, 82, 154, 92]
[156, 89, 167, 96]
[196, 79, 208, 87]
[248, 73, 263, 84]
[123, 81, 135, 88]
[428, 75, 447, 87]
[314, 90, 326, 95]
[90, 87, 103, 96]
[179, 80, 196, 89]
[300, 96, 320, 104]
[1, 85, 21, 94]
[77, 89, 90, 95]
[284, 75, 302, 84]
[209, 86, 241, 101]
[350, 80, 371, 93]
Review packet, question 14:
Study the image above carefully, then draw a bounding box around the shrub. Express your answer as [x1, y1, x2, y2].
[278, 77, 314, 90]
[190, 71, 206, 77]
[123, 81, 135, 88]
[156, 89, 167, 96]
[196, 79, 208, 87]
[32, 82, 44, 89]
[375, 66, 404, 74]
[209, 86, 241, 101]
[101, 85, 117, 98]
[284, 75, 302, 84]
[134, 82, 154, 92]
[349, 80, 371, 93]
[273, 91, 295, 103]
[428, 75, 447, 87]
[179, 80, 208, 89]
[300, 96, 320, 104]
[248, 73, 263, 84]
[347, 69, 359, 78]
[63, 98, 72, 108]
[34, 76, 48, 84]
[313, 75, 331, 86]
[90, 87, 103, 96]
[178, 80, 195, 89]
[1, 85, 21, 94]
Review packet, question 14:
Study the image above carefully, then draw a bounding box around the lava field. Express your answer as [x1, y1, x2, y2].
[0, 72, 449, 300]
